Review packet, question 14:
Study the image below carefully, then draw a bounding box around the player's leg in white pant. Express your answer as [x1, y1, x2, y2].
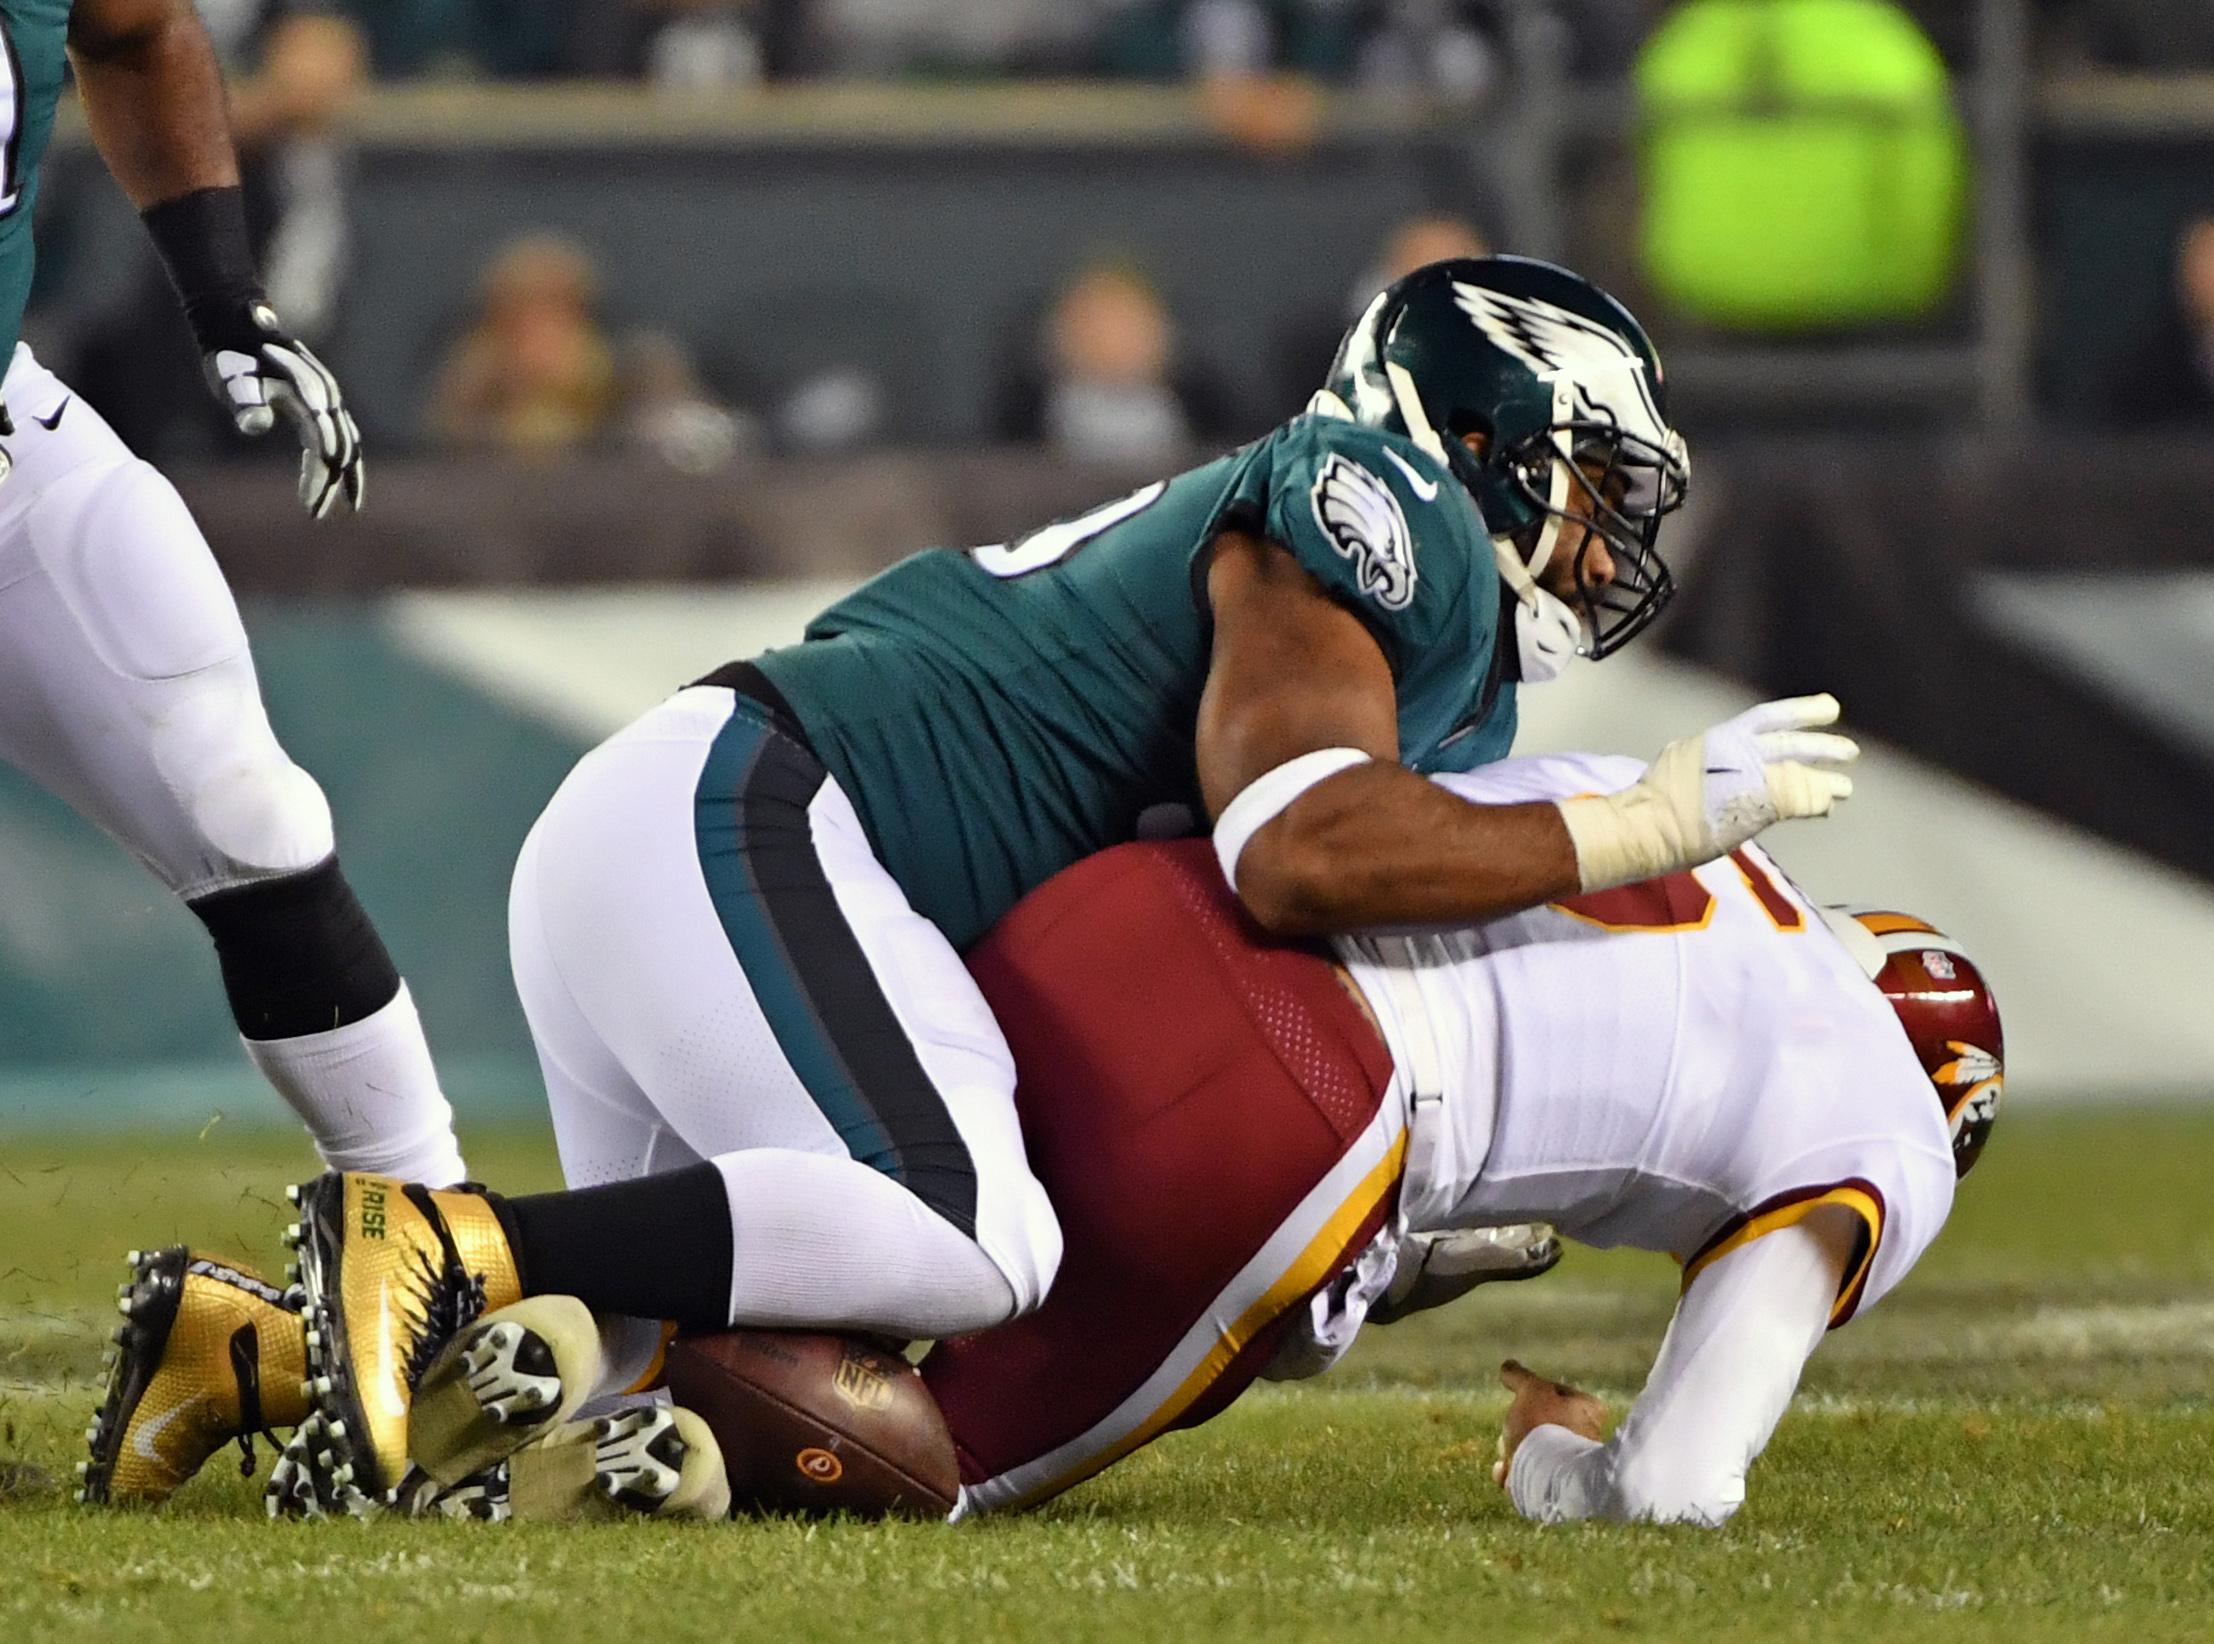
[500, 685, 1061, 1341]
[0, 345, 463, 1183]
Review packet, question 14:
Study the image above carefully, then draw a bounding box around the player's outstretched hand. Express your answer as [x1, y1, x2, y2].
[203, 302, 365, 519]
[1698, 694, 1859, 837]
[1492, 1359, 1609, 1489]
[1555, 693, 1860, 893]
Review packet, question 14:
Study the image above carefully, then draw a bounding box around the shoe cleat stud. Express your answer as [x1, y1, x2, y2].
[126, 1249, 142, 1265]
[281, 1223, 301, 1249]
[299, 1379, 316, 1403]
[312, 1376, 333, 1397]
[112, 1325, 129, 1345]
[304, 1327, 321, 1350]
[116, 1296, 133, 1317]
[285, 1184, 302, 1205]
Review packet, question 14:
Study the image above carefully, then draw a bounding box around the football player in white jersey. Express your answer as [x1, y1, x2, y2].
[922, 749, 2001, 1525]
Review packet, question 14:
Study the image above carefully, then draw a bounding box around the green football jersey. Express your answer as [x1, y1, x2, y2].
[753, 415, 1519, 949]
[0, 2, 72, 367]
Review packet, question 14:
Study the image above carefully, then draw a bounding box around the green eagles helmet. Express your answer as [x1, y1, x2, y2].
[1317, 256, 1690, 672]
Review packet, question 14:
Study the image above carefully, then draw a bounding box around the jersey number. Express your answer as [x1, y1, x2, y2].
[970, 481, 1166, 578]
[1553, 851, 1804, 934]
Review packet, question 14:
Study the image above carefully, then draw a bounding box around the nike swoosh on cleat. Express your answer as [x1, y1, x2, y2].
[132, 1393, 208, 1461]
[1381, 447, 1440, 502]
[33, 399, 68, 431]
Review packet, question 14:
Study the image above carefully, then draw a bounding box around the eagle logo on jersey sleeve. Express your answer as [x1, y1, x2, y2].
[1310, 453, 1417, 610]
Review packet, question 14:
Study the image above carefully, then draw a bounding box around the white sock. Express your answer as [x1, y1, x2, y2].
[242, 982, 468, 1185]
[711, 1150, 1016, 1339]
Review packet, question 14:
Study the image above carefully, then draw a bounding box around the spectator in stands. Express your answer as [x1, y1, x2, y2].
[2110, 216, 2214, 424]
[800, 0, 1097, 77]
[998, 259, 1232, 463]
[2049, 1, 2214, 70]
[343, 0, 570, 79]
[429, 234, 754, 464]
[1274, 209, 1490, 415]
[567, 0, 808, 85]
[428, 235, 618, 453]
[615, 331, 757, 469]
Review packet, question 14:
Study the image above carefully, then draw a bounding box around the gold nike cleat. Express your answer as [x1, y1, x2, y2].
[395, 1405, 730, 1523]
[79, 1248, 309, 1505]
[286, 1172, 528, 1505]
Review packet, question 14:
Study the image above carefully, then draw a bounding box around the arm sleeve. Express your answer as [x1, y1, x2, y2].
[1505, 1220, 1841, 1527]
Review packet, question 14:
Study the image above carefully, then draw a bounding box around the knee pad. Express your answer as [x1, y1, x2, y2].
[150, 669, 335, 881]
[187, 747, 336, 879]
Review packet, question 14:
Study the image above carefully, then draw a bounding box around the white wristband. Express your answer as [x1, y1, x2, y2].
[1212, 748, 1374, 893]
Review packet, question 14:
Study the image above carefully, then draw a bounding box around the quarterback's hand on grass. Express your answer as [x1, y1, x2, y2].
[1555, 694, 1859, 892]
[202, 301, 364, 519]
[1492, 1360, 1609, 1489]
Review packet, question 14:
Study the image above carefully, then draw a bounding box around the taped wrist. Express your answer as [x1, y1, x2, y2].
[1212, 748, 1373, 892]
[1555, 786, 1694, 894]
[140, 186, 267, 355]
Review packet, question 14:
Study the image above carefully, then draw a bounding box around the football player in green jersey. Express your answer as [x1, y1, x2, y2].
[192, 257, 1857, 1516]
[30, 2, 480, 1509]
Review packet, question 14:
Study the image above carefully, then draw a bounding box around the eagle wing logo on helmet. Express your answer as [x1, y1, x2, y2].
[1450, 282, 1673, 452]
[1310, 453, 1417, 610]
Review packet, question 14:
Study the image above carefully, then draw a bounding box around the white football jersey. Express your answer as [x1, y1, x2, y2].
[1338, 751, 1956, 1325]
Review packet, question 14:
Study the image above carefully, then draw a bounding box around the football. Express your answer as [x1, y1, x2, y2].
[662, 1329, 960, 1520]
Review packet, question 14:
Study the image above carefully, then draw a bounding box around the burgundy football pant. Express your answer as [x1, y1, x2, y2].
[924, 839, 1404, 1514]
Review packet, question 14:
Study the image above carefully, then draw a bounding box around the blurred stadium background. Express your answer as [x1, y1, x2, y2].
[5, 0, 2214, 1126]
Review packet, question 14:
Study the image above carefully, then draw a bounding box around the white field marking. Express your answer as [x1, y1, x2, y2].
[386, 582, 859, 743]
[1233, 1380, 2200, 1422]
[1967, 1300, 2214, 1361]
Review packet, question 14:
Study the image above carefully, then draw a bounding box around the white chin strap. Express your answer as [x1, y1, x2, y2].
[1509, 581, 1583, 683]
[1493, 441, 1585, 684]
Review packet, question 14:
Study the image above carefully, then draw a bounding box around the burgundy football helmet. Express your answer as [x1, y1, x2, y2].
[1823, 909, 2005, 1179]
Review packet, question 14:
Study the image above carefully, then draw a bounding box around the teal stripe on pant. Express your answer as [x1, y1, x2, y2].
[692, 704, 902, 1177]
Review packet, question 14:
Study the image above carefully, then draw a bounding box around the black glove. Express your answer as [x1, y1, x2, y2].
[200, 298, 365, 518]
[143, 186, 365, 519]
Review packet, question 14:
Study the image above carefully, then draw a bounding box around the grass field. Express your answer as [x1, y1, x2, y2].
[2, 1107, 2210, 1644]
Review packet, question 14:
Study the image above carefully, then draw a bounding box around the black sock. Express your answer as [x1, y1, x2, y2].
[490, 1163, 735, 1329]
[187, 857, 401, 1040]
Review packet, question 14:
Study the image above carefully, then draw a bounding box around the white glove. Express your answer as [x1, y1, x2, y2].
[1367, 1224, 1562, 1327]
[1555, 694, 1859, 893]
[205, 302, 365, 519]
